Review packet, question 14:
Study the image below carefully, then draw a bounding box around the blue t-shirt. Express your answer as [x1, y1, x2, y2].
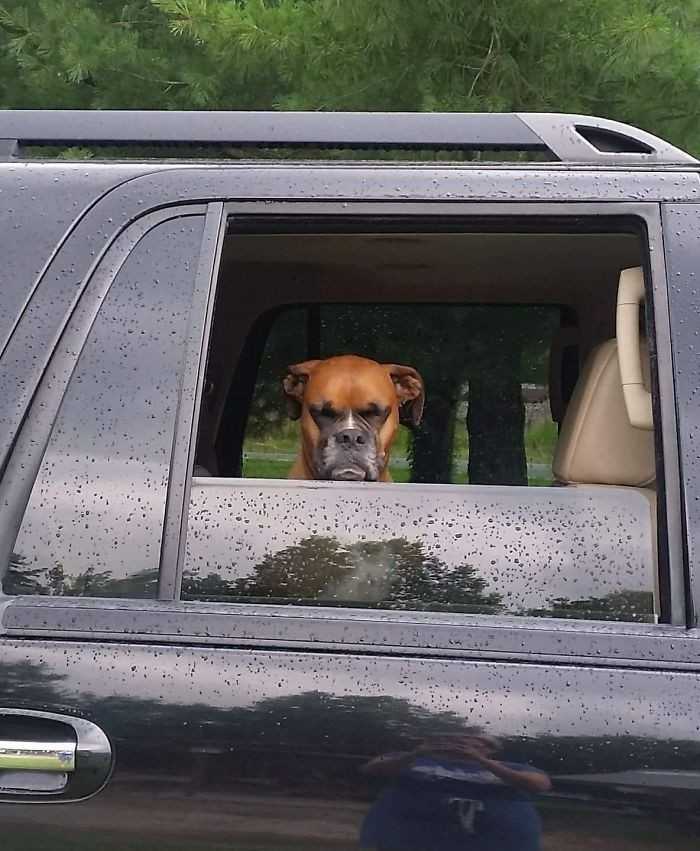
[360, 755, 544, 851]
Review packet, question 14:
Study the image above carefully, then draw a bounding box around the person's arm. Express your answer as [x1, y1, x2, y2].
[360, 750, 420, 777]
[472, 755, 551, 794]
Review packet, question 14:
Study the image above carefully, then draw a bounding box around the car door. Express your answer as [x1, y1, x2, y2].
[1, 166, 700, 851]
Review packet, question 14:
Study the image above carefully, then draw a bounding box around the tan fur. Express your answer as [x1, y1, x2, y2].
[282, 355, 424, 482]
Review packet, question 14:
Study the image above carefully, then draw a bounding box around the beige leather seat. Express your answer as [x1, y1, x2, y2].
[552, 338, 658, 613]
[553, 339, 655, 488]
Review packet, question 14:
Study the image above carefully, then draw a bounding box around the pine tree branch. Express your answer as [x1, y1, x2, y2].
[468, 31, 496, 98]
[104, 67, 189, 88]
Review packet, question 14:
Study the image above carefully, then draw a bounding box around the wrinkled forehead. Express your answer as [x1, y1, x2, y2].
[305, 361, 396, 409]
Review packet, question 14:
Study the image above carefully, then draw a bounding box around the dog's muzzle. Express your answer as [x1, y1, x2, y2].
[314, 415, 382, 482]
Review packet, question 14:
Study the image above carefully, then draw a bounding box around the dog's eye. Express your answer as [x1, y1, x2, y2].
[360, 404, 387, 422]
[311, 404, 337, 421]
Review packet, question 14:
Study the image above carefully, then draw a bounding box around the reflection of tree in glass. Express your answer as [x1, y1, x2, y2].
[183, 535, 502, 612]
[526, 590, 655, 622]
[3, 554, 157, 598]
[4, 552, 47, 595]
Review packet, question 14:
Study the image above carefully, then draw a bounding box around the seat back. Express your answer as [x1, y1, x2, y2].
[553, 339, 655, 487]
[552, 338, 658, 617]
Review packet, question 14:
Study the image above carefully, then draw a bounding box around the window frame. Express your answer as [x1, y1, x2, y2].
[662, 203, 700, 628]
[1, 198, 694, 665]
[168, 201, 684, 621]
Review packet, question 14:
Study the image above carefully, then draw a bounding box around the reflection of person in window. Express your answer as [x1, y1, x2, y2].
[360, 732, 551, 851]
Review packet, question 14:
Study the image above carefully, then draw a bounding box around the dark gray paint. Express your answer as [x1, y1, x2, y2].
[0, 207, 207, 595]
[158, 204, 226, 601]
[1, 142, 700, 849]
[2, 595, 699, 669]
[0, 163, 155, 354]
[9, 216, 206, 598]
[1, 638, 699, 849]
[663, 204, 700, 625]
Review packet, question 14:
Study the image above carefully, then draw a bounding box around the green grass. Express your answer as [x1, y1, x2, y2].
[243, 458, 293, 479]
[525, 418, 559, 464]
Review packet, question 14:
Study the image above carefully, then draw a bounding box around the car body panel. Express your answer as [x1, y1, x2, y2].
[1, 638, 700, 850]
[1, 150, 699, 850]
[0, 162, 162, 355]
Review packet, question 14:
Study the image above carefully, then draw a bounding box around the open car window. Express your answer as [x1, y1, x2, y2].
[185, 222, 660, 623]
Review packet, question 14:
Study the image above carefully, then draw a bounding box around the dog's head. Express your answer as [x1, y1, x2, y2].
[283, 354, 424, 481]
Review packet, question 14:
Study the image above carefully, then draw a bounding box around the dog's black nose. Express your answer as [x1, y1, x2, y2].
[336, 428, 366, 448]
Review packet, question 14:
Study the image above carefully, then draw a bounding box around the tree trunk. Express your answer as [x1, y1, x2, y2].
[467, 353, 527, 486]
[409, 389, 457, 483]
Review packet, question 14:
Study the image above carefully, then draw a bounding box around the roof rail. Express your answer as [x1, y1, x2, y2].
[0, 110, 694, 164]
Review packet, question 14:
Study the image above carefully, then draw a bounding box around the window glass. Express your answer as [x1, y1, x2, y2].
[185, 479, 655, 620]
[187, 224, 659, 623]
[242, 305, 558, 486]
[6, 216, 205, 598]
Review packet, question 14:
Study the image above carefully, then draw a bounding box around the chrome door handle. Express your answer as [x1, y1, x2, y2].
[0, 738, 76, 772]
[0, 708, 112, 802]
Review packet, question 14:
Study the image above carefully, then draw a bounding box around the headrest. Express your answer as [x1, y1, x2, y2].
[553, 339, 655, 487]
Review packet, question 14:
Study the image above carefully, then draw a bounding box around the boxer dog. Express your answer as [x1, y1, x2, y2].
[283, 355, 424, 482]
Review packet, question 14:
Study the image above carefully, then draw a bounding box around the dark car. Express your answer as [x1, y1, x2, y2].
[1, 110, 699, 850]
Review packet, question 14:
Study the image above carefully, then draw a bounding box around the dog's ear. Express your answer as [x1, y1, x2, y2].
[282, 360, 321, 420]
[384, 364, 425, 427]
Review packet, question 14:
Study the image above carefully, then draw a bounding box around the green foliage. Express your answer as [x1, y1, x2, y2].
[1, 1, 699, 154]
[525, 418, 558, 465]
[4, 551, 45, 594]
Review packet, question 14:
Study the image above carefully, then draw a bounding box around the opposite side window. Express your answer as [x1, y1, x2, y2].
[185, 219, 662, 624]
[5, 215, 207, 599]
